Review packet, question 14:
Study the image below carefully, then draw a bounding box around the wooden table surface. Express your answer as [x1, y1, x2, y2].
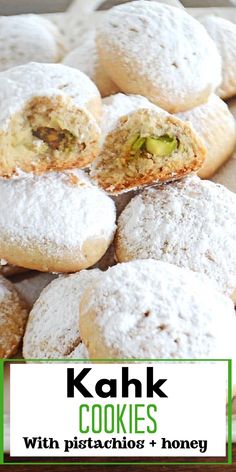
[4, 444, 236, 471]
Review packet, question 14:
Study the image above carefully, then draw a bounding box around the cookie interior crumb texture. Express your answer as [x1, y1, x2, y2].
[91, 94, 206, 193]
[0, 62, 102, 177]
[79, 259, 236, 359]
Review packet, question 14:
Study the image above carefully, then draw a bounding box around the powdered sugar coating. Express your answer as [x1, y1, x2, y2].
[116, 176, 236, 296]
[102, 93, 163, 136]
[201, 15, 236, 99]
[62, 30, 118, 97]
[97, 1, 222, 112]
[176, 94, 236, 178]
[80, 259, 236, 359]
[64, 11, 105, 51]
[63, 30, 97, 81]
[23, 270, 101, 359]
[0, 14, 65, 72]
[0, 170, 116, 250]
[0, 62, 101, 130]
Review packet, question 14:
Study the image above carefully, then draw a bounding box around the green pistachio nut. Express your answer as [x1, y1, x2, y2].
[131, 135, 146, 151]
[145, 135, 177, 156]
[126, 133, 140, 147]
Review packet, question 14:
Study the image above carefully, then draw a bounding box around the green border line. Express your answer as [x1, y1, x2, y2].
[2, 358, 232, 362]
[0, 360, 3, 465]
[1, 358, 232, 466]
[228, 359, 233, 465]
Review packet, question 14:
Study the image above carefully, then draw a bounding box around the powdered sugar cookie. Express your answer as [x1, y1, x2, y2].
[91, 94, 206, 194]
[201, 16, 236, 99]
[0, 14, 65, 72]
[115, 176, 236, 299]
[0, 62, 101, 177]
[97, 1, 222, 112]
[80, 259, 236, 359]
[0, 170, 116, 273]
[62, 30, 119, 97]
[176, 95, 236, 178]
[0, 275, 28, 358]
[23, 270, 101, 359]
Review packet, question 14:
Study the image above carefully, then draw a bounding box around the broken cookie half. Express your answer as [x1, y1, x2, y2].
[90, 94, 206, 194]
[0, 62, 102, 177]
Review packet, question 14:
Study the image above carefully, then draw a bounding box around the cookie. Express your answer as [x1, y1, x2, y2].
[79, 259, 236, 359]
[90, 93, 206, 194]
[0, 275, 28, 358]
[0, 62, 101, 177]
[176, 94, 236, 178]
[0, 170, 116, 273]
[23, 270, 101, 359]
[201, 15, 236, 99]
[62, 30, 119, 97]
[0, 14, 65, 71]
[115, 176, 236, 299]
[96, 1, 222, 112]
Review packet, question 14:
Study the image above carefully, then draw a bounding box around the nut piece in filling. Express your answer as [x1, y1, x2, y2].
[0, 62, 102, 177]
[90, 108, 206, 194]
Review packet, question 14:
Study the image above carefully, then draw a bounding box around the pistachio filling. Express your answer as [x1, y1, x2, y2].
[130, 133, 178, 156]
[95, 131, 183, 190]
[32, 127, 78, 152]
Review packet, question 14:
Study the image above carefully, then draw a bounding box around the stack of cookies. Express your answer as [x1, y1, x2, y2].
[63, 1, 236, 178]
[0, 1, 235, 390]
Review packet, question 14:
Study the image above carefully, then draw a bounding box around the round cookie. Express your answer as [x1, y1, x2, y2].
[91, 93, 206, 193]
[80, 259, 236, 359]
[62, 30, 119, 97]
[115, 176, 236, 299]
[0, 170, 116, 273]
[0, 14, 65, 72]
[0, 62, 101, 177]
[176, 94, 236, 178]
[23, 269, 101, 359]
[96, 1, 222, 112]
[201, 15, 236, 99]
[0, 275, 28, 358]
